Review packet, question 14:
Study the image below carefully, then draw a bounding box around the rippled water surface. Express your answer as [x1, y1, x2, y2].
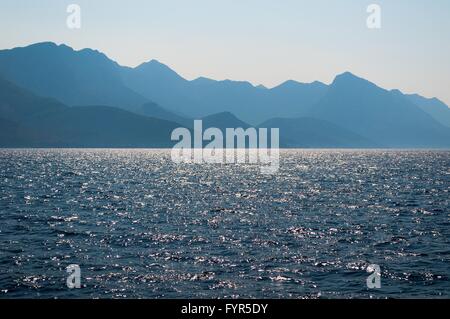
[0, 149, 449, 298]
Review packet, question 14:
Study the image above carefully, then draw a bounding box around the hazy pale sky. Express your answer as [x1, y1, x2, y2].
[0, 0, 449, 105]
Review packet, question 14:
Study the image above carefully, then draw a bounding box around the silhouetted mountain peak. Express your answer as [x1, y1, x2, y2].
[333, 71, 365, 83]
[138, 59, 164, 68]
[331, 72, 380, 92]
[135, 59, 185, 81]
[6, 41, 116, 66]
[192, 77, 254, 89]
[29, 41, 65, 48]
[192, 76, 215, 84]
[0, 42, 147, 108]
[219, 79, 255, 89]
[11, 42, 74, 55]
[273, 79, 327, 91]
[77, 47, 112, 59]
[28, 41, 59, 48]
[277, 79, 302, 88]
[137, 59, 174, 71]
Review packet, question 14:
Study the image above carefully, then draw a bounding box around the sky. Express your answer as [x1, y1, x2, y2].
[0, 0, 449, 105]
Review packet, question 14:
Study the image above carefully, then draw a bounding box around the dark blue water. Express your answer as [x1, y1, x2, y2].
[0, 149, 449, 298]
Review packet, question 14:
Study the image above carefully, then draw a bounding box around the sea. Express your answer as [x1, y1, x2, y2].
[0, 149, 449, 298]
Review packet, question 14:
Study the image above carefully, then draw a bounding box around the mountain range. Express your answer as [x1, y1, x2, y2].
[0, 42, 449, 148]
[0, 77, 180, 147]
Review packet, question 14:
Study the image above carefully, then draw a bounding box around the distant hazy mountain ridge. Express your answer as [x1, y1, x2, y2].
[1, 42, 449, 148]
